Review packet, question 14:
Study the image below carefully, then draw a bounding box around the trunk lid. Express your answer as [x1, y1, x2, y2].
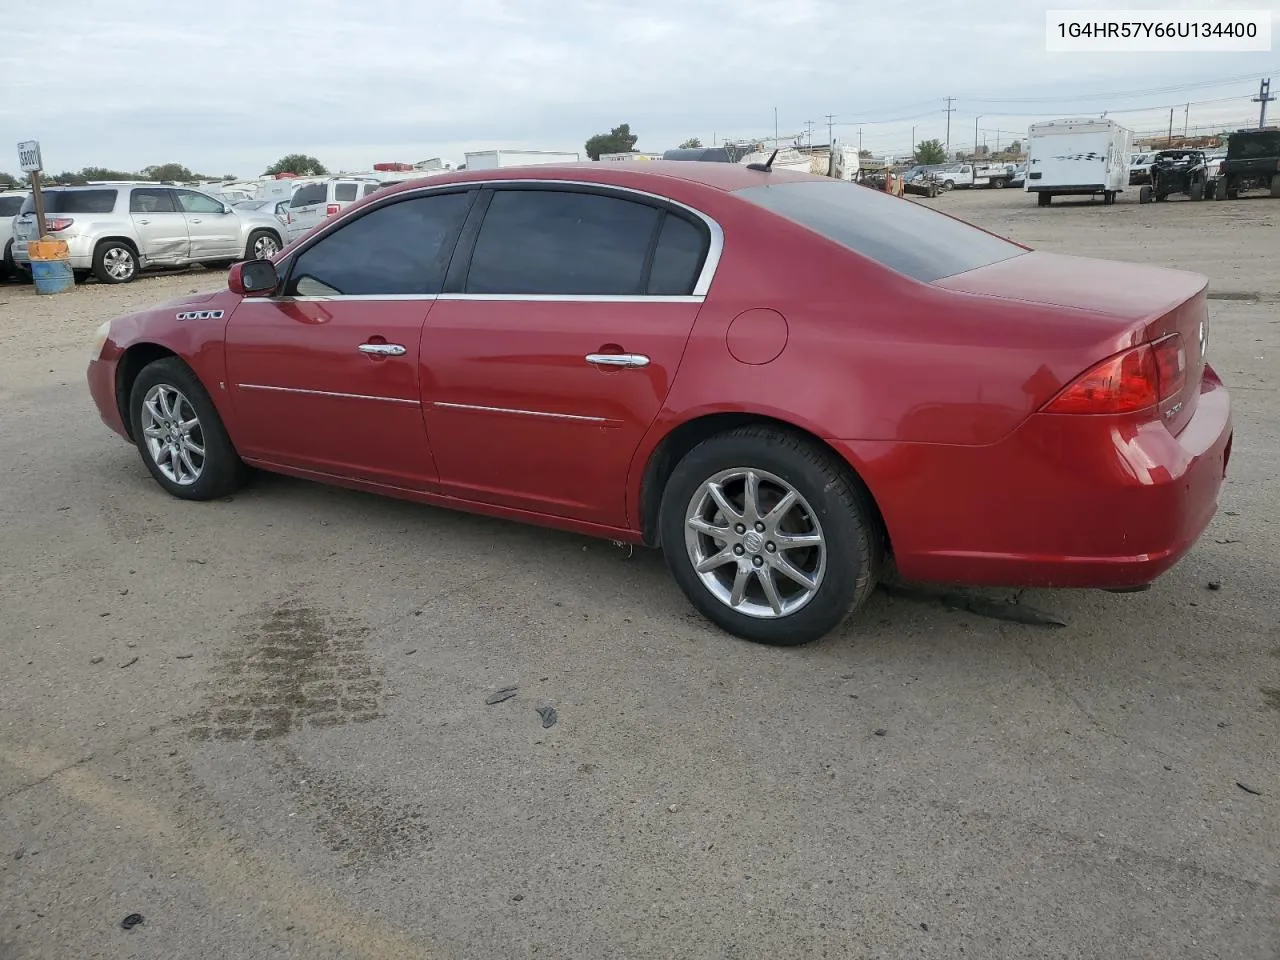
[936, 251, 1209, 434]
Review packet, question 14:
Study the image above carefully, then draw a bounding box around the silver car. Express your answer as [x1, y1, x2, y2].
[11, 184, 287, 283]
[1, 189, 29, 282]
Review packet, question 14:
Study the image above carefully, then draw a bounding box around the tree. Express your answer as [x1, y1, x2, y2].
[914, 139, 946, 164]
[1008, 140, 1022, 156]
[77, 166, 139, 182]
[584, 123, 639, 161]
[858, 149, 872, 159]
[142, 162, 203, 181]
[678, 137, 703, 149]
[263, 154, 328, 177]
[0, 171, 19, 189]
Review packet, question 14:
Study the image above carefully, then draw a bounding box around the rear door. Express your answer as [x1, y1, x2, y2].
[286, 182, 328, 240]
[174, 189, 239, 258]
[128, 188, 190, 262]
[421, 185, 712, 527]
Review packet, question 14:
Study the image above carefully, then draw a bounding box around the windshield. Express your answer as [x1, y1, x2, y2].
[19, 189, 117, 214]
[735, 179, 1025, 282]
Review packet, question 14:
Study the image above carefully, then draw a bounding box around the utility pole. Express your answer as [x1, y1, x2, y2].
[1253, 78, 1275, 128]
[1183, 102, 1189, 137]
[1168, 107, 1174, 145]
[857, 127, 863, 157]
[974, 115, 982, 157]
[944, 97, 956, 155]
[774, 107, 779, 148]
[911, 125, 916, 158]
[805, 120, 814, 150]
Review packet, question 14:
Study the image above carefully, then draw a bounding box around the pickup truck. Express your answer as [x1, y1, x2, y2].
[1214, 129, 1280, 200]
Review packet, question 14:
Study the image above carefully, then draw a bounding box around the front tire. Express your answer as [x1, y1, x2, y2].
[128, 357, 247, 501]
[245, 229, 280, 260]
[1037, 192, 1051, 207]
[93, 241, 139, 283]
[658, 427, 882, 646]
[1189, 181, 1205, 202]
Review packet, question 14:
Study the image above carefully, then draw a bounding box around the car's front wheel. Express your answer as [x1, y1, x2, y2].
[659, 427, 882, 646]
[128, 357, 247, 501]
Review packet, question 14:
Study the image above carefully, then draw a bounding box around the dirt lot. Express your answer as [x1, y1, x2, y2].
[1, 188, 1277, 960]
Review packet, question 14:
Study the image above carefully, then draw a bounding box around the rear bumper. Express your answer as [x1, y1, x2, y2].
[13, 234, 94, 270]
[841, 369, 1232, 589]
[87, 356, 130, 440]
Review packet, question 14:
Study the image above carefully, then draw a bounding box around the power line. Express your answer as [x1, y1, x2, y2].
[965, 69, 1277, 104]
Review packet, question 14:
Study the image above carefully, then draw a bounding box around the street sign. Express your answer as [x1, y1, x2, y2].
[17, 140, 42, 173]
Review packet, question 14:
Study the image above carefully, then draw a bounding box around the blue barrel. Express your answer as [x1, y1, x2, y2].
[30, 257, 74, 295]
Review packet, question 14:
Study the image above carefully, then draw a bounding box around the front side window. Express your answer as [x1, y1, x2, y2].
[174, 190, 225, 214]
[130, 188, 176, 214]
[286, 191, 473, 297]
[466, 189, 662, 295]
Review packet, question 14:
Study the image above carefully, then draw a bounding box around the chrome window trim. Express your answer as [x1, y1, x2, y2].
[431, 401, 610, 424]
[242, 293, 705, 304]
[269, 177, 725, 300]
[236, 383, 419, 406]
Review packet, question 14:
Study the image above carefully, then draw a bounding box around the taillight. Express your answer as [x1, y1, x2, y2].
[1044, 335, 1185, 415]
[285, 211, 292, 223]
[45, 218, 74, 232]
[325, 203, 340, 216]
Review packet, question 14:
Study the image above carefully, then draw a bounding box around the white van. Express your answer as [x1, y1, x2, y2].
[1025, 118, 1132, 206]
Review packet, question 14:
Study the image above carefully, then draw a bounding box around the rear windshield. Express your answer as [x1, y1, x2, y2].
[0, 196, 24, 216]
[20, 189, 117, 215]
[290, 183, 326, 207]
[734, 179, 1024, 282]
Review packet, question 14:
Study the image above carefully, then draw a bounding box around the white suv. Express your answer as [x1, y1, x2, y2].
[285, 178, 385, 241]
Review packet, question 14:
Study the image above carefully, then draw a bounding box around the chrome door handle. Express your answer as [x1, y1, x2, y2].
[191, 218, 202, 223]
[359, 343, 406, 356]
[586, 353, 650, 368]
[137, 219, 150, 224]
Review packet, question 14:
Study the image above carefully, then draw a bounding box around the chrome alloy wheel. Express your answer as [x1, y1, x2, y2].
[684, 467, 827, 619]
[253, 234, 280, 258]
[102, 246, 136, 281]
[141, 383, 205, 486]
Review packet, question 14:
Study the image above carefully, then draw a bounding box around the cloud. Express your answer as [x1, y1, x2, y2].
[0, 0, 1277, 176]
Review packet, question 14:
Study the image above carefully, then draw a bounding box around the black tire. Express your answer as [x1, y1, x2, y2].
[1214, 178, 1228, 201]
[1189, 181, 1204, 202]
[1139, 185, 1153, 204]
[1271, 175, 1280, 199]
[244, 229, 281, 261]
[128, 357, 247, 501]
[92, 240, 139, 284]
[204, 259, 236, 270]
[0, 238, 13, 282]
[1103, 191, 1116, 205]
[658, 427, 883, 646]
[993, 177, 1006, 189]
[942, 180, 954, 191]
[1037, 192, 1051, 207]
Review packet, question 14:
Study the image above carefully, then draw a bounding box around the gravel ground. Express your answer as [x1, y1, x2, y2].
[1, 188, 1277, 960]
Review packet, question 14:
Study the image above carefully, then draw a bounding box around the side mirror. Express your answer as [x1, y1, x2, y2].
[229, 259, 279, 296]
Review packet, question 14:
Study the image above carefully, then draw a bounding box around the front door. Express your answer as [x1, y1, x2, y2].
[174, 189, 240, 259]
[128, 188, 189, 263]
[421, 186, 712, 527]
[224, 188, 476, 490]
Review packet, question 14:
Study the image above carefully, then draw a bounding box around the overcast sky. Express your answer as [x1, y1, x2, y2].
[2, 0, 1278, 177]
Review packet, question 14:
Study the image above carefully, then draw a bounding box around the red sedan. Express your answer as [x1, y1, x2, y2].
[87, 162, 1232, 646]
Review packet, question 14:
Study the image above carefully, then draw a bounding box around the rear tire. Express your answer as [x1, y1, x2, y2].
[1214, 178, 1228, 201]
[1189, 181, 1204, 202]
[1139, 185, 1153, 204]
[0, 239, 12, 283]
[658, 427, 883, 647]
[128, 357, 247, 501]
[1037, 192, 1051, 207]
[1271, 175, 1280, 198]
[92, 241, 139, 284]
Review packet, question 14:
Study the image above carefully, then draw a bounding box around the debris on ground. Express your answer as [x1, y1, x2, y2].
[874, 728, 888, 737]
[1236, 781, 1262, 796]
[90, 656, 104, 664]
[120, 913, 144, 930]
[120, 657, 139, 669]
[512, 894, 524, 902]
[404, 648, 417, 656]
[537, 705, 558, 728]
[175, 654, 193, 660]
[1207, 580, 1223, 591]
[485, 686, 518, 705]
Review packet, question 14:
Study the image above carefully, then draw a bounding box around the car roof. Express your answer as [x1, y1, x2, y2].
[371, 160, 816, 199]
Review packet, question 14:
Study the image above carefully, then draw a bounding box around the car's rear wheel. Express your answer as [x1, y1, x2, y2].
[0, 239, 14, 282]
[246, 230, 280, 260]
[1271, 174, 1280, 198]
[1189, 181, 1205, 202]
[93, 241, 138, 283]
[1139, 185, 1153, 203]
[658, 427, 882, 646]
[1037, 192, 1051, 206]
[128, 357, 247, 501]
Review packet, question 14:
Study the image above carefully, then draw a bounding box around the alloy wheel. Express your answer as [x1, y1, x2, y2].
[140, 383, 205, 486]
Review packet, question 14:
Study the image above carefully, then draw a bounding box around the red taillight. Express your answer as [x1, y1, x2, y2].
[45, 217, 74, 232]
[1044, 334, 1185, 415]
[325, 203, 340, 216]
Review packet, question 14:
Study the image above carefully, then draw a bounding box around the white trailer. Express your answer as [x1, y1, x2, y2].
[463, 149, 581, 170]
[1025, 118, 1132, 206]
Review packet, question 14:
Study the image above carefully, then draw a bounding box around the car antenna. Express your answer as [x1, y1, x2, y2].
[747, 148, 779, 172]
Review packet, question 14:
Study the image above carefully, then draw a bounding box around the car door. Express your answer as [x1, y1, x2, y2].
[174, 189, 239, 259]
[421, 186, 712, 528]
[128, 188, 189, 262]
[224, 188, 475, 490]
[286, 182, 327, 240]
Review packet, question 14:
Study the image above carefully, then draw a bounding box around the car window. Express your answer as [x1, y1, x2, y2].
[466, 189, 661, 295]
[130, 188, 176, 214]
[362, 183, 381, 197]
[334, 183, 358, 202]
[735, 179, 1024, 283]
[0, 196, 25, 217]
[647, 213, 708, 295]
[174, 190, 225, 214]
[286, 191, 472, 297]
[20, 189, 117, 215]
[290, 183, 326, 208]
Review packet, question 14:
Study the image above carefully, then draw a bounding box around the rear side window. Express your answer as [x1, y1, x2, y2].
[334, 183, 358, 202]
[362, 183, 381, 197]
[20, 189, 117, 215]
[286, 191, 472, 297]
[0, 196, 24, 216]
[130, 188, 176, 213]
[647, 213, 708, 295]
[466, 189, 660, 295]
[290, 183, 326, 207]
[735, 180, 1024, 282]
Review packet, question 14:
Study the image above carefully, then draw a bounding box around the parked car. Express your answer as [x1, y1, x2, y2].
[235, 197, 291, 229]
[1214, 128, 1280, 200]
[1005, 163, 1026, 188]
[1128, 152, 1155, 185]
[11, 185, 286, 283]
[1142, 149, 1213, 203]
[284, 177, 385, 241]
[85, 162, 1232, 646]
[0, 189, 29, 282]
